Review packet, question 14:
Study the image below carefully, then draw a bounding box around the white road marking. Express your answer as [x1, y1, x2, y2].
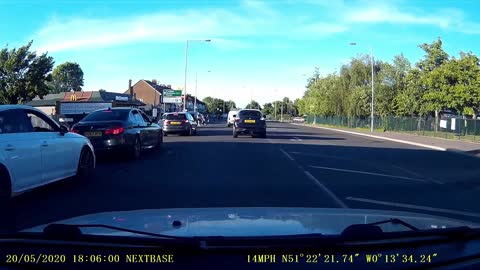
[309, 165, 427, 182]
[346, 197, 480, 218]
[391, 165, 444, 185]
[291, 124, 447, 151]
[279, 148, 347, 208]
[280, 148, 295, 161]
[304, 171, 348, 208]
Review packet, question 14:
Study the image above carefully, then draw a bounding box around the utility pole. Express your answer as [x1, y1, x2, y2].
[281, 102, 284, 122]
[194, 72, 198, 112]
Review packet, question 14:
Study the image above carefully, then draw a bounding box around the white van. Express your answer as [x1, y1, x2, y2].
[227, 110, 238, 127]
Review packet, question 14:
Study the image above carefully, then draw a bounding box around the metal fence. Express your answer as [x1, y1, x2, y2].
[305, 115, 480, 143]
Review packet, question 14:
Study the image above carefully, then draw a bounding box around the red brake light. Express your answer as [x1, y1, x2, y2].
[70, 128, 79, 133]
[105, 127, 124, 135]
[164, 120, 170, 124]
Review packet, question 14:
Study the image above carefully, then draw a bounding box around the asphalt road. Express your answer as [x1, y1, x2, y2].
[3, 120, 480, 232]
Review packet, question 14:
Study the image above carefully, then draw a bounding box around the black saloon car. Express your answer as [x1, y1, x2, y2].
[161, 112, 198, 136]
[232, 109, 267, 138]
[71, 108, 163, 159]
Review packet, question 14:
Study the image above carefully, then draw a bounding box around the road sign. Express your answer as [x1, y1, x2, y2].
[163, 89, 183, 104]
[163, 89, 182, 97]
[163, 97, 182, 103]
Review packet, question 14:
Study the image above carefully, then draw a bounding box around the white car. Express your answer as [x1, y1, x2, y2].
[0, 105, 95, 200]
[227, 110, 238, 127]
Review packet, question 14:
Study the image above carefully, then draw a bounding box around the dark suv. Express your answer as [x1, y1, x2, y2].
[162, 112, 198, 136]
[232, 109, 267, 138]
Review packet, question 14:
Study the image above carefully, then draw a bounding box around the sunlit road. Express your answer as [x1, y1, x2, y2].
[4, 121, 480, 232]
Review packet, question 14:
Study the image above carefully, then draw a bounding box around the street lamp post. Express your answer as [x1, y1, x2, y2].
[350, 42, 375, 132]
[183, 39, 211, 111]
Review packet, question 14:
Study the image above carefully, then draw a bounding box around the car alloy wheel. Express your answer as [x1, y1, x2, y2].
[132, 137, 141, 160]
[77, 148, 94, 180]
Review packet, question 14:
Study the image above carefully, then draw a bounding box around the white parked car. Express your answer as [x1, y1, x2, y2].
[0, 105, 95, 200]
[292, 117, 305, 123]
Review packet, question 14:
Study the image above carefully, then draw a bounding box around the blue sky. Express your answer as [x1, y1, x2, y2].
[1, 0, 480, 107]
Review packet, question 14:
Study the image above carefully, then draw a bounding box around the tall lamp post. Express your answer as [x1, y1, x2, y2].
[194, 70, 211, 113]
[350, 42, 375, 132]
[183, 39, 211, 111]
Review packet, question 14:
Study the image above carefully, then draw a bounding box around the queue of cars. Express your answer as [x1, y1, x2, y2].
[0, 106, 262, 201]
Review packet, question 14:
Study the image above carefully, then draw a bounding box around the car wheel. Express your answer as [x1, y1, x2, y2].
[76, 147, 95, 181]
[156, 131, 163, 150]
[0, 165, 12, 203]
[163, 132, 168, 136]
[130, 136, 141, 160]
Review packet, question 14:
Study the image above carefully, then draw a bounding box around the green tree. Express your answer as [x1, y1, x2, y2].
[262, 102, 274, 116]
[417, 38, 450, 121]
[247, 100, 261, 110]
[50, 62, 84, 93]
[0, 41, 54, 104]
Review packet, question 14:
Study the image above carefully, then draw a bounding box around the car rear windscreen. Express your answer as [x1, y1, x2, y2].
[239, 110, 262, 118]
[81, 110, 129, 121]
[165, 114, 187, 120]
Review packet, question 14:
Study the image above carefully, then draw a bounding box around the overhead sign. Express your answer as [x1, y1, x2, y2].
[163, 90, 182, 97]
[60, 102, 112, 115]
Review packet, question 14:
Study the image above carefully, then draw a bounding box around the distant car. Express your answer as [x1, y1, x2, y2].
[292, 117, 305, 123]
[0, 105, 95, 200]
[232, 109, 267, 138]
[71, 108, 163, 160]
[227, 110, 238, 127]
[162, 112, 198, 136]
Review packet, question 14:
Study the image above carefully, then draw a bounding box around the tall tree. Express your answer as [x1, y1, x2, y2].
[50, 62, 84, 93]
[0, 41, 54, 104]
[247, 100, 261, 110]
[417, 37, 450, 122]
[262, 102, 274, 116]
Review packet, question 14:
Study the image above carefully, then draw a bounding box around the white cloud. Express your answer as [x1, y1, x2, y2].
[299, 22, 348, 36]
[345, 7, 450, 28]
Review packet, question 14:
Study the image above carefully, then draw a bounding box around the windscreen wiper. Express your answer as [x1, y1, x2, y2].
[368, 218, 420, 231]
[42, 223, 187, 240]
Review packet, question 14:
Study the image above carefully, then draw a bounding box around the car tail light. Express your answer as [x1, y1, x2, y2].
[164, 120, 170, 124]
[182, 119, 189, 123]
[70, 128, 79, 134]
[235, 118, 240, 122]
[105, 127, 124, 135]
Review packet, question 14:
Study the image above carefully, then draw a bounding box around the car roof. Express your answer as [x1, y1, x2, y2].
[239, 109, 261, 112]
[0, 104, 45, 113]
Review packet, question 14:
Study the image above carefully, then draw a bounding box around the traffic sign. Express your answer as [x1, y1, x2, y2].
[163, 89, 182, 97]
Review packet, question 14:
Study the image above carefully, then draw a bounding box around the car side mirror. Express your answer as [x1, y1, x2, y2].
[59, 125, 69, 135]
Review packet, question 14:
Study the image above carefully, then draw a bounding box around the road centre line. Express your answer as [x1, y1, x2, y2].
[346, 197, 480, 218]
[280, 148, 295, 161]
[309, 165, 427, 183]
[279, 148, 348, 208]
[304, 171, 348, 208]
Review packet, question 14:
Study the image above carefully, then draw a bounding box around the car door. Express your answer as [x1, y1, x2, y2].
[0, 109, 43, 193]
[131, 110, 150, 147]
[140, 111, 159, 146]
[25, 109, 77, 184]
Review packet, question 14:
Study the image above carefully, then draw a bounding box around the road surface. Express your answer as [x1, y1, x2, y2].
[4, 121, 480, 232]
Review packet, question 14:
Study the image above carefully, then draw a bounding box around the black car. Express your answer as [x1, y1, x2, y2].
[232, 109, 267, 138]
[71, 108, 163, 159]
[161, 112, 198, 136]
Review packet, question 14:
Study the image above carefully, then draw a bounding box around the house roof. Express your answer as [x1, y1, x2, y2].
[26, 90, 145, 107]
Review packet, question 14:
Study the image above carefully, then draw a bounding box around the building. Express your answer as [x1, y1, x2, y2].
[26, 90, 144, 125]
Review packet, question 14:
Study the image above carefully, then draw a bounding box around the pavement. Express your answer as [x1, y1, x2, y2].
[295, 122, 480, 157]
[2, 120, 480, 233]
